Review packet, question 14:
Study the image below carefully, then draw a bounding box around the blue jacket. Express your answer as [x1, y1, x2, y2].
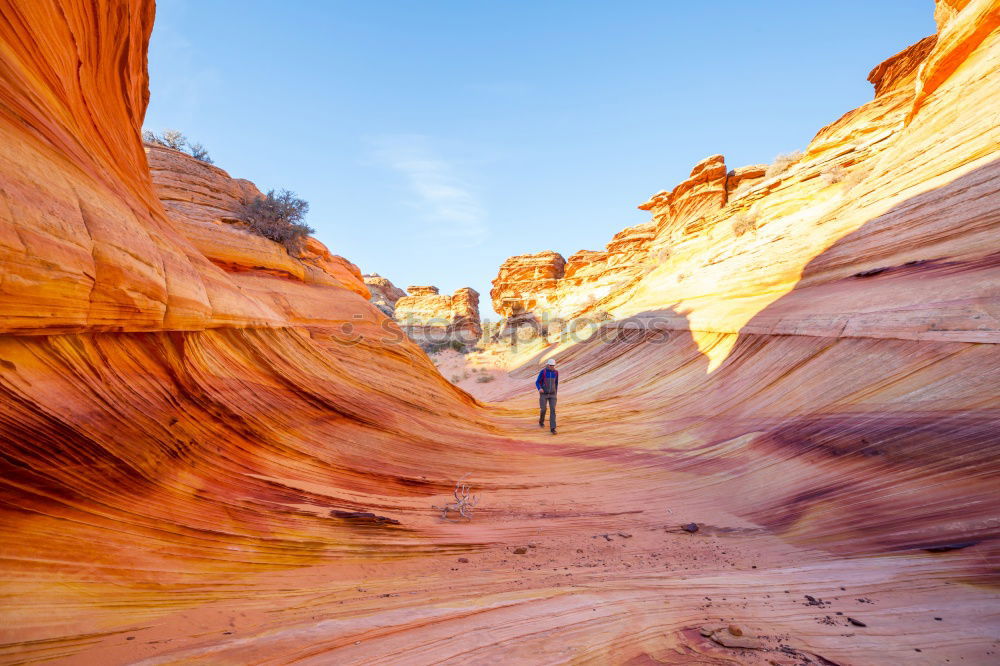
[535, 367, 558, 393]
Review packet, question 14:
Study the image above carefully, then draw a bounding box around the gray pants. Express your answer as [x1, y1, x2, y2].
[539, 392, 556, 430]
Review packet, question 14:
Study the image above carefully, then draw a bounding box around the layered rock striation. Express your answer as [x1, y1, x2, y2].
[0, 2, 495, 659]
[394, 285, 482, 348]
[1, 1, 999, 664]
[491, 5, 1000, 356]
[489, 221, 656, 332]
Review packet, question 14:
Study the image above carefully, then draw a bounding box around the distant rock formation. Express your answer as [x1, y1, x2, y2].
[2, 0, 999, 663]
[363, 273, 407, 315]
[489, 0, 1000, 368]
[491, 250, 566, 319]
[394, 286, 482, 349]
[490, 219, 663, 333]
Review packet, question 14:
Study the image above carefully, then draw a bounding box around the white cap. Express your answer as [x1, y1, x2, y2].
[546, 358, 556, 365]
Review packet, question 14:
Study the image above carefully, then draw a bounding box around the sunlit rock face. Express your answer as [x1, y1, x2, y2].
[363, 273, 407, 315]
[394, 286, 482, 348]
[2, 0, 1000, 664]
[491, 250, 566, 318]
[146, 142, 371, 305]
[491, 3, 1000, 363]
[489, 221, 658, 328]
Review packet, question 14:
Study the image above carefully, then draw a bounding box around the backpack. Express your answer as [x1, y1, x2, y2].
[541, 369, 558, 394]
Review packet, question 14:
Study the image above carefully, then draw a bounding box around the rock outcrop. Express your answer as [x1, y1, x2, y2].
[363, 273, 407, 315]
[489, 221, 657, 329]
[491, 5, 1000, 349]
[639, 153, 731, 240]
[491, 250, 566, 318]
[2, 1, 999, 664]
[147, 142, 370, 303]
[394, 285, 482, 348]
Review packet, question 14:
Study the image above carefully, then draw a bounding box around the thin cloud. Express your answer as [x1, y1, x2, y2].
[370, 135, 488, 246]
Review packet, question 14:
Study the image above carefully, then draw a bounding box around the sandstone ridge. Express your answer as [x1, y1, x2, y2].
[491, 12, 1000, 356]
[1, 1, 998, 664]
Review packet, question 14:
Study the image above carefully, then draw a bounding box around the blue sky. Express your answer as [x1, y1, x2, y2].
[144, 0, 935, 317]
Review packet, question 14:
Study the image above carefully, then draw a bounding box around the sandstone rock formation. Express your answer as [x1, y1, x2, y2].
[489, 221, 656, 333]
[394, 285, 482, 348]
[363, 273, 407, 315]
[491, 3, 1000, 351]
[1, 1, 999, 664]
[147, 142, 371, 303]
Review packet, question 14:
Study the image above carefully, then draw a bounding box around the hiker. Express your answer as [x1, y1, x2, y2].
[536, 358, 558, 434]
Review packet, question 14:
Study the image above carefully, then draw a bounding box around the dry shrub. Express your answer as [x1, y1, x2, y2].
[821, 165, 846, 185]
[188, 142, 214, 164]
[842, 167, 870, 192]
[765, 150, 804, 178]
[143, 129, 213, 163]
[143, 129, 186, 150]
[476, 374, 494, 383]
[238, 189, 313, 255]
[732, 210, 758, 237]
[652, 247, 671, 264]
[437, 476, 480, 521]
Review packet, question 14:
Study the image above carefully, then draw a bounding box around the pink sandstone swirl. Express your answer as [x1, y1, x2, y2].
[0, 1, 998, 664]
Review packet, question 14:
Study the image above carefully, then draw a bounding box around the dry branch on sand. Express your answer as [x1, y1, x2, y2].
[436, 476, 480, 521]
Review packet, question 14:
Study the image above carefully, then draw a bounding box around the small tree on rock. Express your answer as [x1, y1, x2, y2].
[142, 129, 213, 163]
[188, 142, 214, 164]
[142, 130, 165, 146]
[159, 129, 188, 151]
[238, 189, 313, 255]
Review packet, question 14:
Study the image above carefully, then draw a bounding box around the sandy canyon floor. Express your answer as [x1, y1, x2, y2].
[53, 362, 991, 666]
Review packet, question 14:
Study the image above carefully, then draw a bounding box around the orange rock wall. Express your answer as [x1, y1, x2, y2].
[1, 1, 999, 664]
[0, 1, 367, 335]
[0, 2, 495, 655]
[491, 13, 1000, 351]
[145, 142, 374, 325]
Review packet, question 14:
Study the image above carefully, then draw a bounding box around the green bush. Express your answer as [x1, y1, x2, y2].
[238, 189, 313, 255]
[188, 142, 214, 164]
